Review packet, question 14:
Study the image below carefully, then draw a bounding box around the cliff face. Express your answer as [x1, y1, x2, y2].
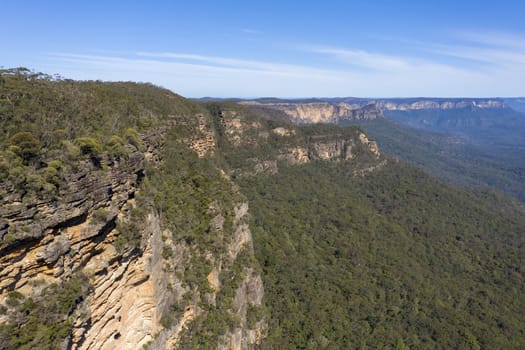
[240, 101, 383, 124]
[0, 119, 267, 350]
[0, 150, 144, 296]
[0, 149, 148, 349]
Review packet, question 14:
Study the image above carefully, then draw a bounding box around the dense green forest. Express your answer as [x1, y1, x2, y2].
[238, 160, 525, 349]
[341, 118, 525, 202]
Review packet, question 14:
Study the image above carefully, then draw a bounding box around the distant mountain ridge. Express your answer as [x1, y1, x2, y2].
[237, 97, 506, 124]
[374, 98, 504, 110]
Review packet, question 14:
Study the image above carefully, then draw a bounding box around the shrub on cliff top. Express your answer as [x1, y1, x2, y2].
[75, 137, 103, 156]
[10, 132, 41, 162]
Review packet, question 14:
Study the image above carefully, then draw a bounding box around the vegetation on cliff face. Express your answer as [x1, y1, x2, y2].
[140, 128, 265, 349]
[0, 273, 90, 350]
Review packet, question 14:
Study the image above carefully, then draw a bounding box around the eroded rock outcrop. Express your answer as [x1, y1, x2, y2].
[313, 140, 354, 161]
[358, 132, 380, 157]
[188, 114, 216, 157]
[72, 213, 179, 350]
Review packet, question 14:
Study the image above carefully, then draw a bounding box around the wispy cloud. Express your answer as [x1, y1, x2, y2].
[304, 45, 481, 81]
[310, 34, 524, 71]
[428, 44, 525, 68]
[241, 28, 263, 35]
[421, 32, 525, 70]
[48, 52, 355, 97]
[44, 30, 525, 97]
[306, 46, 413, 71]
[302, 31, 525, 96]
[135, 51, 323, 75]
[456, 31, 525, 50]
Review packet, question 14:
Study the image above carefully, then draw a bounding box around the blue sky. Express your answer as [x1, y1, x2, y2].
[2, 0, 525, 97]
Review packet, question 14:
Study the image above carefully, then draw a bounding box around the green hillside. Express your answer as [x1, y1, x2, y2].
[238, 160, 525, 349]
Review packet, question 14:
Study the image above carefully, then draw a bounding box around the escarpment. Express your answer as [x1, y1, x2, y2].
[0, 70, 386, 350]
[375, 98, 505, 110]
[0, 71, 269, 350]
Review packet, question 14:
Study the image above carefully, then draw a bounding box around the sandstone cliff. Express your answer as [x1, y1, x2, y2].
[0, 120, 267, 350]
[0, 148, 147, 349]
